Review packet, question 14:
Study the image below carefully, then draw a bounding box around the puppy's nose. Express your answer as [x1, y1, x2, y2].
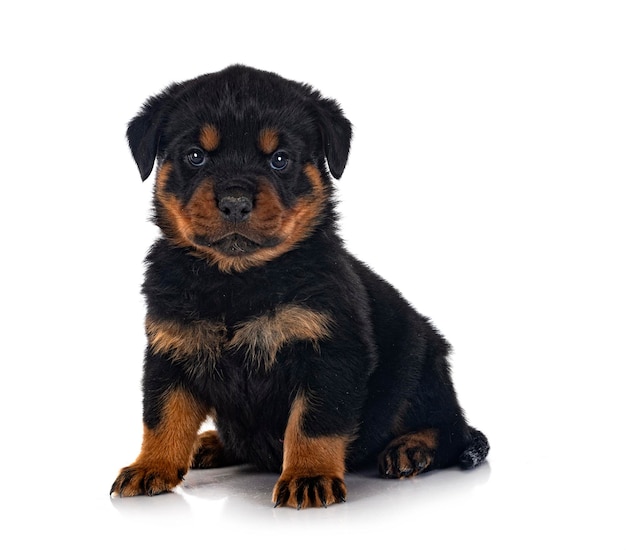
[218, 195, 253, 222]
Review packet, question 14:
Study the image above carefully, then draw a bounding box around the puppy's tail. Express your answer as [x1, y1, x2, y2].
[458, 426, 490, 469]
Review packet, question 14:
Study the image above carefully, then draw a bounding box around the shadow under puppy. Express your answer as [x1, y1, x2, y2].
[110, 65, 489, 508]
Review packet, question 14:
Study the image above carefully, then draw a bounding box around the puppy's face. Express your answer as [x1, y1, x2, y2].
[127, 66, 352, 272]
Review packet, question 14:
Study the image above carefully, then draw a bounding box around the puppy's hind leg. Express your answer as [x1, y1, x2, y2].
[191, 430, 239, 469]
[378, 429, 438, 478]
[378, 425, 490, 478]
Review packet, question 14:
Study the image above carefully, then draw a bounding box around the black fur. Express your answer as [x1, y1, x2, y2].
[111, 65, 488, 506]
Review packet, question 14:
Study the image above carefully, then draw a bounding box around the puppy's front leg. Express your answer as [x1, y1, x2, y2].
[273, 394, 350, 508]
[111, 386, 208, 497]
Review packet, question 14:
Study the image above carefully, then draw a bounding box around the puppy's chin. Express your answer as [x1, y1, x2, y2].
[193, 233, 281, 256]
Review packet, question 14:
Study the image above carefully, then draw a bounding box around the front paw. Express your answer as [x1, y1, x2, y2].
[110, 462, 186, 497]
[272, 472, 346, 509]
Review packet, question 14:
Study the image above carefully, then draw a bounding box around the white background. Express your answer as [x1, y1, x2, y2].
[1, 1, 624, 547]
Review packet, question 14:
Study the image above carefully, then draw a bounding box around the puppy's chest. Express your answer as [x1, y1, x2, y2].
[145, 303, 331, 375]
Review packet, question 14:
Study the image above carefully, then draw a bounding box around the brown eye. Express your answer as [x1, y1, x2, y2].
[187, 148, 206, 167]
[270, 150, 289, 171]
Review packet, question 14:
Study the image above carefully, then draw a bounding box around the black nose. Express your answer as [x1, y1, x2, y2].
[218, 195, 253, 222]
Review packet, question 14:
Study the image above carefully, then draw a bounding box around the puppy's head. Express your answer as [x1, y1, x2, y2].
[127, 65, 352, 272]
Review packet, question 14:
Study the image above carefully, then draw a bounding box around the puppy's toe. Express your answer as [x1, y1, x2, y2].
[272, 472, 346, 509]
[191, 430, 234, 469]
[378, 433, 436, 479]
[110, 463, 185, 497]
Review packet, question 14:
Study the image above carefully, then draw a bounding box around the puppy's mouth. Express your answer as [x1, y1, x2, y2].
[194, 233, 281, 256]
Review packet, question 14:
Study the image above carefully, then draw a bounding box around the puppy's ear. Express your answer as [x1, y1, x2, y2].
[127, 85, 177, 181]
[311, 96, 352, 179]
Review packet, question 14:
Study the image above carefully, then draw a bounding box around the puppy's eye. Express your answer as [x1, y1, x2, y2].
[186, 148, 206, 167]
[270, 151, 289, 171]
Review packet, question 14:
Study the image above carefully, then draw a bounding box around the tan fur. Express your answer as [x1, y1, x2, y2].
[281, 394, 349, 476]
[154, 162, 328, 273]
[111, 389, 209, 496]
[228, 305, 332, 369]
[272, 393, 350, 507]
[145, 305, 330, 371]
[378, 429, 439, 478]
[192, 430, 235, 469]
[199, 124, 220, 151]
[145, 316, 227, 364]
[258, 128, 279, 154]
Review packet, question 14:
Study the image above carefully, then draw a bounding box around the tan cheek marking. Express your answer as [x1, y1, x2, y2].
[155, 162, 196, 247]
[276, 163, 327, 240]
[258, 128, 279, 154]
[247, 179, 287, 234]
[228, 305, 332, 369]
[156, 168, 223, 248]
[185, 181, 225, 237]
[200, 124, 220, 152]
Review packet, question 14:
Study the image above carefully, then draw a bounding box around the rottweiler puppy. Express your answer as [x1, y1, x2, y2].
[110, 65, 489, 508]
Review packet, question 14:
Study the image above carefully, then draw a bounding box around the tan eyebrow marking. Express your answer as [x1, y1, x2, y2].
[199, 124, 220, 151]
[258, 128, 279, 154]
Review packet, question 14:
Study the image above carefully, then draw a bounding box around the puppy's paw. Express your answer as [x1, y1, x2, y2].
[191, 430, 232, 469]
[272, 472, 346, 509]
[110, 462, 185, 497]
[378, 432, 436, 478]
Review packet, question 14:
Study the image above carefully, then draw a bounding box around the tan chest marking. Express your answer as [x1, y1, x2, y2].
[145, 305, 331, 370]
[145, 316, 228, 365]
[228, 305, 332, 369]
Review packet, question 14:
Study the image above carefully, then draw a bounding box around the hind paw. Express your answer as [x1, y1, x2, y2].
[378, 431, 437, 478]
[191, 430, 235, 469]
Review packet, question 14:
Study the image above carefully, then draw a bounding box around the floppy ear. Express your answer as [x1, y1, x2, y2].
[312, 96, 352, 179]
[127, 86, 176, 181]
